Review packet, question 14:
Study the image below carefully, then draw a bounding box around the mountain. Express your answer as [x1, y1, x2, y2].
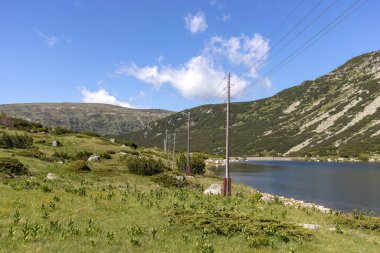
[0, 103, 173, 136]
[124, 50, 380, 158]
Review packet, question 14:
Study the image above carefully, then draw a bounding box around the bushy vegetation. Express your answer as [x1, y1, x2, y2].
[74, 151, 93, 161]
[177, 153, 206, 175]
[16, 149, 53, 162]
[51, 127, 75, 135]
[0, 123, 380, 252]
[125, 156, 165, 176]
[81, 131, 102, 137]
[117, 139, 138, 149]
[66, 160, 91, 172]
[0, 157, 29, 176]
[0, 112, 43, 131]
[0, 133, 33, 149]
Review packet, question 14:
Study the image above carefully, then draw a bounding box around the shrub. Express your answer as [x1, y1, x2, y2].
[66, 161, 91, 172]
[16, 149, 53, 162]
[117, 139, 138, 150]
[125, 156, 165, 176]
[100, 152, 112, 160]
[52, 127, 74, 135]
[52, 151, 71, 160]
[191, 156, 206, 175]
[177, 153, 206, 175]
[82, 131, 102, 137]
[0, 133, 33, 149]
[0, 157, 29, 175]
[74, 151, 92, 161]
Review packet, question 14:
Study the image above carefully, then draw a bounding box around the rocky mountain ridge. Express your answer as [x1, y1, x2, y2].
[124, 50, 380, 158]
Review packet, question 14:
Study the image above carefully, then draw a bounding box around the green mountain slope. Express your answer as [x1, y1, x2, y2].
[0, 103, 173, 136]
[124, 50, 380, 157]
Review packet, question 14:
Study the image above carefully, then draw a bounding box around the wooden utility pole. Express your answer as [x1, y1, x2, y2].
[164, 129, 168, 154]
[186, 112, 191, 176]
[167, 133, 171, 167]
[223, 72, 232, 196]
[172, 133, 176, 170]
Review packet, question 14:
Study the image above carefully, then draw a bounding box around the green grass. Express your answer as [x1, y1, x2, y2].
[0, 130, 379, 252]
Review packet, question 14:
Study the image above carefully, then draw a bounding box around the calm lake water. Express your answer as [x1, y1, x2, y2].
[210, 160, 380, 214]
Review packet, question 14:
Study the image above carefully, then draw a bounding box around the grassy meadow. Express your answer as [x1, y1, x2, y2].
[0, 128, 379, 252]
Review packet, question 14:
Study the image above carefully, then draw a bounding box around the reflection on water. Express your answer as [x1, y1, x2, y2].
[210, 161, 380, 214]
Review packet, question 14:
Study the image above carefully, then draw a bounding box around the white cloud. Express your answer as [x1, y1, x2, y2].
[204, 33, 270, 78]
[115, 33, 271, 100]
[80, 88, 132, 108]
[36, 30, 58, 47]
[184, 11, 208, 34]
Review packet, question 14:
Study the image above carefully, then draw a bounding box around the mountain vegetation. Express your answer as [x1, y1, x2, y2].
[0, 103, 173, 136]
[0, 119, 379, 252]
[124, 50, 380, 159]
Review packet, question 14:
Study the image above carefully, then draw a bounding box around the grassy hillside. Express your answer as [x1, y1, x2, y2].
[0, 124, 379, 252]
[0, 103, 173, 136]
[124, 50, 380, 160]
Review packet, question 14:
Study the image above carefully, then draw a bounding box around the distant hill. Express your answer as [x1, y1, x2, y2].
[0, 103, 173, 136]
[124, 50, 380, 158]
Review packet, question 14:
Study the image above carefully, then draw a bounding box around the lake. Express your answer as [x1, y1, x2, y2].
[210, 160, 380, 214]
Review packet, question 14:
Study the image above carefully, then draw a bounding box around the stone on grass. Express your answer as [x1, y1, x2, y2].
[301, 224, 321, 230]
[52, 140, 61, 147]
[260, 194, 273, 202]
[204, 184, 222, 195]
[46, 173, 59, 180]
[172, 175, 185, 181]
[87, 155, 100, 162]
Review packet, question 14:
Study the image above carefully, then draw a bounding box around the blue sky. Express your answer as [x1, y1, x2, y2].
[0, 0, 379, 111]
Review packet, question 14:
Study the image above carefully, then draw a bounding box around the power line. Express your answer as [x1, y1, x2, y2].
[231, 0, 337, 87]
[242, 0, 366, 94]
[197, 0, 310, 106]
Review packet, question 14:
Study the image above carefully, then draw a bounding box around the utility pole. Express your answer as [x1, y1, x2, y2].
[223, 72, 231, 196]
[167, 133, 171, 167]
[164, 129, 168, 154]
[172, 133, 176, 170]
[186, 112, 191, 176]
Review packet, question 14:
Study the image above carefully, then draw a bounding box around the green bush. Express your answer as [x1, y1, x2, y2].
[0, 133, 33, 149]
[66, 161, 91, 172]
[52, 151, 71, 160]
[0, 157, 29, 175]
[52, 127, 74, 135]
[82, 131, 102, 137]
[16, 149, 53, 162]
[117, 139, 138, 150]
[176, 153, 205, 175]
[125, 156, 165, 176]
[191, 156, 206, 175]
[74, 151, 92, 161]
[100, 152, 112, 160]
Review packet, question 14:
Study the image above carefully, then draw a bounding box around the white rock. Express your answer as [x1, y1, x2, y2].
[172, 175, 185, 181]
[203, 184, 222, 195]
[301, 224, 321, 230]
[87, 155, 100, 162]
[46, 173, 59, 180]
[260, 194, 273, 202]
[52, 140, 60, 147]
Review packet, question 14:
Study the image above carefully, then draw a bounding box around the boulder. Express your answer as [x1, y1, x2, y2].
[87, 155, 100, 162]
[260, 194, 273, 202]
[46, 173, 59, 180]
[204, 184, 222, 195]
[172, 175, 185, 181]
[52, 140, 61, 147]
[301, 224, 321, 230]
